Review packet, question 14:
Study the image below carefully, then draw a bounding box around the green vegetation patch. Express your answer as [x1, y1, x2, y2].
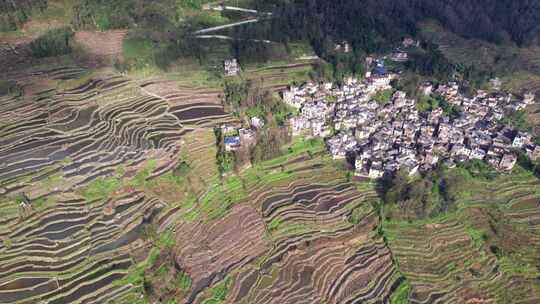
[373, 89, 394, 105]
[501, 110, 530, 131]
[199, 175, 248, 221]
[128, 159, 158, 188]
[31, 196, 56, 211]
[262, 137, 324, 167]
[0, 80, 23, 97]
[390, 279, 411, 304]
[72, 0, 137, 31]
[80, 176, 121, 201]
[30, 27, 74, 58]
[224, 78, 294, 126]
[156, 229, 176, 250]
[78, 160, 159, 202]
[267, 217, 282, 232]
[348, 202, 373, 225]
[380, 161, 501, 222]
[177, 270, 192, 290]
[122, 37, 156, 69]
[201, 277, 232, 304]
[114, 246, 160, 289]
[415, 94, 461, 119]
[464, 225, 488, 249]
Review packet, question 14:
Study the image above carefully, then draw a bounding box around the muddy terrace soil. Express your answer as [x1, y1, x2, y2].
[0, 66, 236, 304]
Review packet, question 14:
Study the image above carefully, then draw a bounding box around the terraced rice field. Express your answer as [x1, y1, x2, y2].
[2, 64, 399, 304]
[243, 61, 317, 92]
[164, 140, 404, 304]
[384, 168, 540, 304]
[2, 49, 539, 304]
[0, 65, 236, 304]
[0, 191, 160, 304]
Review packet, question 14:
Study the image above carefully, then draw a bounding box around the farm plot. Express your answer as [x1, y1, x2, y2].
[0, 67, 235, 303]
[384, 167, 540, 304]
[243, 61, 317, 92]
[0, 192, 161, 304]
[0, 70, 235, 196]
[162, 139, 403, 304]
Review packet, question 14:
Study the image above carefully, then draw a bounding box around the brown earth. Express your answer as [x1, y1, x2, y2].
[74, 30, 128, 66]
[174, 205, 270, 303]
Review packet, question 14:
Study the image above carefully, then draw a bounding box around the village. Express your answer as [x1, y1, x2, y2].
[281, 57, 539, 179]
[218, 40, 539, 179]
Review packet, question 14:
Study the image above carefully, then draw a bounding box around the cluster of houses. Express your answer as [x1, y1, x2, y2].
[221, 116, 263, 152]
[285, 60, 396, 138]
[281, 62, 539, 179]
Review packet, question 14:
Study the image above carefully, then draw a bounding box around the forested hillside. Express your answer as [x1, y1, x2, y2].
[256, 0, 540, 52]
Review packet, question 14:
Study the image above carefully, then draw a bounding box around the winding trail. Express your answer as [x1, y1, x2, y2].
[193, 18, 260, 34]
[194, 34, 271, 43]
[204, 4, 272, 15]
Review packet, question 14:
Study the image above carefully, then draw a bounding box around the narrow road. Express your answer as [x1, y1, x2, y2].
[194, 35, 271, 44]
[193, 18, 260, 34]
[205, 4, 272, 15]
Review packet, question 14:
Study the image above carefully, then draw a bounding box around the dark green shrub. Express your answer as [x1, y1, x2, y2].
[0, 80, 23, 96]
[0, 14, 18, 32]
[29, 27, 74, 58]
[173, 161, 191, 177]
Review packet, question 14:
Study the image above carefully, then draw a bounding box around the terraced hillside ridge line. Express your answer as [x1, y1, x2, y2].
[175, 205, 270, 304]
[0, 67, 236, 303]
[164, 141, 404, 304]
[0, 72, 234, 195]
[384, 168, 540, 304]
[0, 192, 161, 304]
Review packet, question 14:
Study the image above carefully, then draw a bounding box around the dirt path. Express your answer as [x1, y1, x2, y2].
[193, 18, 260, 34]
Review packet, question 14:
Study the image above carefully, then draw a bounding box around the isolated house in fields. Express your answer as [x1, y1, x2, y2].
[224, 58, 240, 76]
[524, 92, 536, 104]
[221, 124, 237, 135]
[419, 82, 434, 96]
[17, 192, 32, 218]
[334, 41, 351, 53]
[224, 136, 241, 151]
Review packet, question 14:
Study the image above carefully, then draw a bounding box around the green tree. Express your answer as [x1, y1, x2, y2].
[30, 27, 74, 58]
